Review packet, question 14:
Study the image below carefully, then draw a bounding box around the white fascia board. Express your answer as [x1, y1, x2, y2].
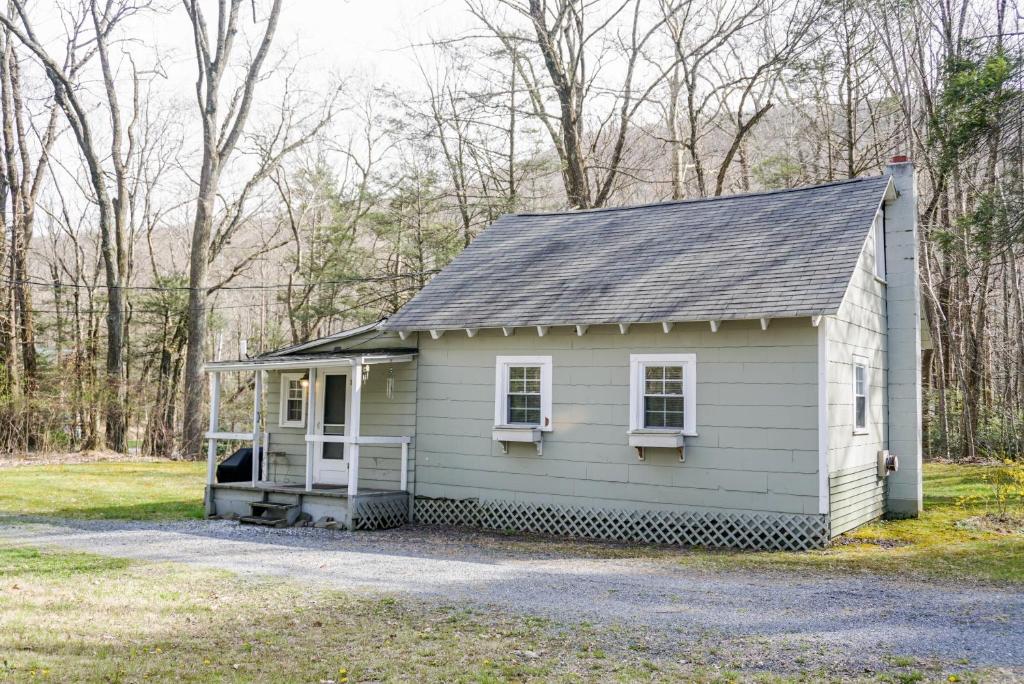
[206, 353, 414, 372]
[817, 317, 830, 515]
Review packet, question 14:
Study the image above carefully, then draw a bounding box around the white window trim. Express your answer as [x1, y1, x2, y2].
[279, 372, 307, 428]
[494, 356, 553, 431]
[629, 353, 697, 436]
[852, 356, 869, 435]
[873, 209, 887, 282]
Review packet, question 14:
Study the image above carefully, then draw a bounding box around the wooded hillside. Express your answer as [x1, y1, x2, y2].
[0, 0, 1019, 460]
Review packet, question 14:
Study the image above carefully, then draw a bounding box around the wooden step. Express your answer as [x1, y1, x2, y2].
[246, 500, 301, 526]
[250, 501, 298, 516]
[238, 515, 289, 528]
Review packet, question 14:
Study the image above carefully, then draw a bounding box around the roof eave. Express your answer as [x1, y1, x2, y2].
[206, 351, 416, 373]
[380, 312, 838, 334]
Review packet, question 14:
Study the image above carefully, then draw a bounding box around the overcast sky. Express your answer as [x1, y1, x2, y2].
[132, 0, 475, 99]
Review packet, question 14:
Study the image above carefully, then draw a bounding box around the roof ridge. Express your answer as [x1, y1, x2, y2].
[507, 174, 888, 218]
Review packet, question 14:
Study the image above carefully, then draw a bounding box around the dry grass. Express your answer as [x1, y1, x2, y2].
[0, 545, 742, 683]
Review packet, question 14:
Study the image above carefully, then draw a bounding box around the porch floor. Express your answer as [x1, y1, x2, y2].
[210, 482, 404, 499]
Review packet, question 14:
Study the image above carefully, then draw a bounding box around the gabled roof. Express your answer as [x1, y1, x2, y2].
[381, 175, 894, 331]
[264, 320, 384, 357]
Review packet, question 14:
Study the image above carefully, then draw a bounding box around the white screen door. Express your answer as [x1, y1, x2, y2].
[314, 372, 350, 485]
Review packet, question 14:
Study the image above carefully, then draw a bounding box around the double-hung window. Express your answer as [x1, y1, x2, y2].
[279, 372, 307, 428]
[629, 354, 697, 435]
[494, 356, 552, 429]
[853, 357, 869, 434]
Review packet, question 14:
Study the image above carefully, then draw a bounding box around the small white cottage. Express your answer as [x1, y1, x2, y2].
[204, 159, 922, 550]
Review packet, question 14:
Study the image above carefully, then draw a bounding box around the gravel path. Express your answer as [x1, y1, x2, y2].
[2, 517, 1022, 677]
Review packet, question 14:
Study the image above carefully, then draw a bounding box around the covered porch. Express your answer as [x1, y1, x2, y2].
[203, 347, 417, 530]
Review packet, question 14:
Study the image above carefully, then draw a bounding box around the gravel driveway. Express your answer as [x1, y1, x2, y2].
[2, 517, 1022, 678]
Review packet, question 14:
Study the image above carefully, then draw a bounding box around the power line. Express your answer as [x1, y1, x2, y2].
[0, 270, 440, 292]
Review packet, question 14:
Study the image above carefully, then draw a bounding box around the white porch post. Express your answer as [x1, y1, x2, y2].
[206, 372, 221, 486]
[250, 370, 262, 485]
[400, 441, 409, 492]
[260, 372, 270, 482]
[347, 361, 363, 496]
[304, 367, 318, 491]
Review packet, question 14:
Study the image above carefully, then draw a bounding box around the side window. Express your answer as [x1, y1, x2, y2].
[629, 354, 697, 435]
[853, 357, 869, 434]
[279, 372, 307, 428]
[495, 356, 553, 430]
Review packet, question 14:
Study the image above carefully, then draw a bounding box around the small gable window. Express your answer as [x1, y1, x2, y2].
[629, 354, 696, 435]
[853, 357, 869, 434]
[495, 356, 552, 429]
[873, 209, 886, 281]
[279, 372, 307, 428]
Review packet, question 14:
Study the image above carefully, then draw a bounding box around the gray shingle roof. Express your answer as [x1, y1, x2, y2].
[382, 175, 893, 331]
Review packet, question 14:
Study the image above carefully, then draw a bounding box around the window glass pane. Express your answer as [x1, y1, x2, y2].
[643, 366, 683, 395]
[286, 400, 302, 422]
[644, 396, 684, 429]
[640, 364, 686, 429]
[506, 365, 542, 425]
[855, 396, 867, 429]
[855, 365, 866, 395]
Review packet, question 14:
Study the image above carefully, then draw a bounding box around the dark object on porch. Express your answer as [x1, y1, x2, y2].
[216, 447, 263, 483]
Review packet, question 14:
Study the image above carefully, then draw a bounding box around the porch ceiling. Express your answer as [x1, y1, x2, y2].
[205, 349, 417, 373]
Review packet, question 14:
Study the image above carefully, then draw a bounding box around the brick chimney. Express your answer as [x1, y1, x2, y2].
[884, 157, 922, 516]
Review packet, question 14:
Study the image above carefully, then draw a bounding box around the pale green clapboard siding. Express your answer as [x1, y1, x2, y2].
[829, 462, 886, 535]
[261, 329, 417, 491]
[827, 228, 888, 515]
[414, 319, 821, 516]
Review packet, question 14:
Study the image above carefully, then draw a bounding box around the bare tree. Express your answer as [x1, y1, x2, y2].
[179, 0, 283, 457]
[467, 0, 675, 209]
[0, 0, 150, 451]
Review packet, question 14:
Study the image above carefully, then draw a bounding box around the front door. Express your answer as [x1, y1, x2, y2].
[314, 371, 350, 485]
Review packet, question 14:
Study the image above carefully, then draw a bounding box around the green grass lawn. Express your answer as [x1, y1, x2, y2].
[0, 461, 205, 520]
[0, 458, 1021, 584]
[677, 463, 1024, 584]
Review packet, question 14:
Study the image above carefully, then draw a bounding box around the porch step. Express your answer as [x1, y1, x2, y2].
[239, 500, 301, 527]
[250, 501, 297, 515]
[238, 515, 290, 528]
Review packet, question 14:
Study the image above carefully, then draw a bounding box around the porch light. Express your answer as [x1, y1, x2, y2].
[299, 372, 310, 389]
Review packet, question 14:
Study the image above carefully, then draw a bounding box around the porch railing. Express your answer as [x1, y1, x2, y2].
[304, 434, 412, 495]
[204, 428, 412, 496]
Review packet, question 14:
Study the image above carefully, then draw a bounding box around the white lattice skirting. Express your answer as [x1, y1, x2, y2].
[352, 495, 410, 531]
[414, 497, 829, 551]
